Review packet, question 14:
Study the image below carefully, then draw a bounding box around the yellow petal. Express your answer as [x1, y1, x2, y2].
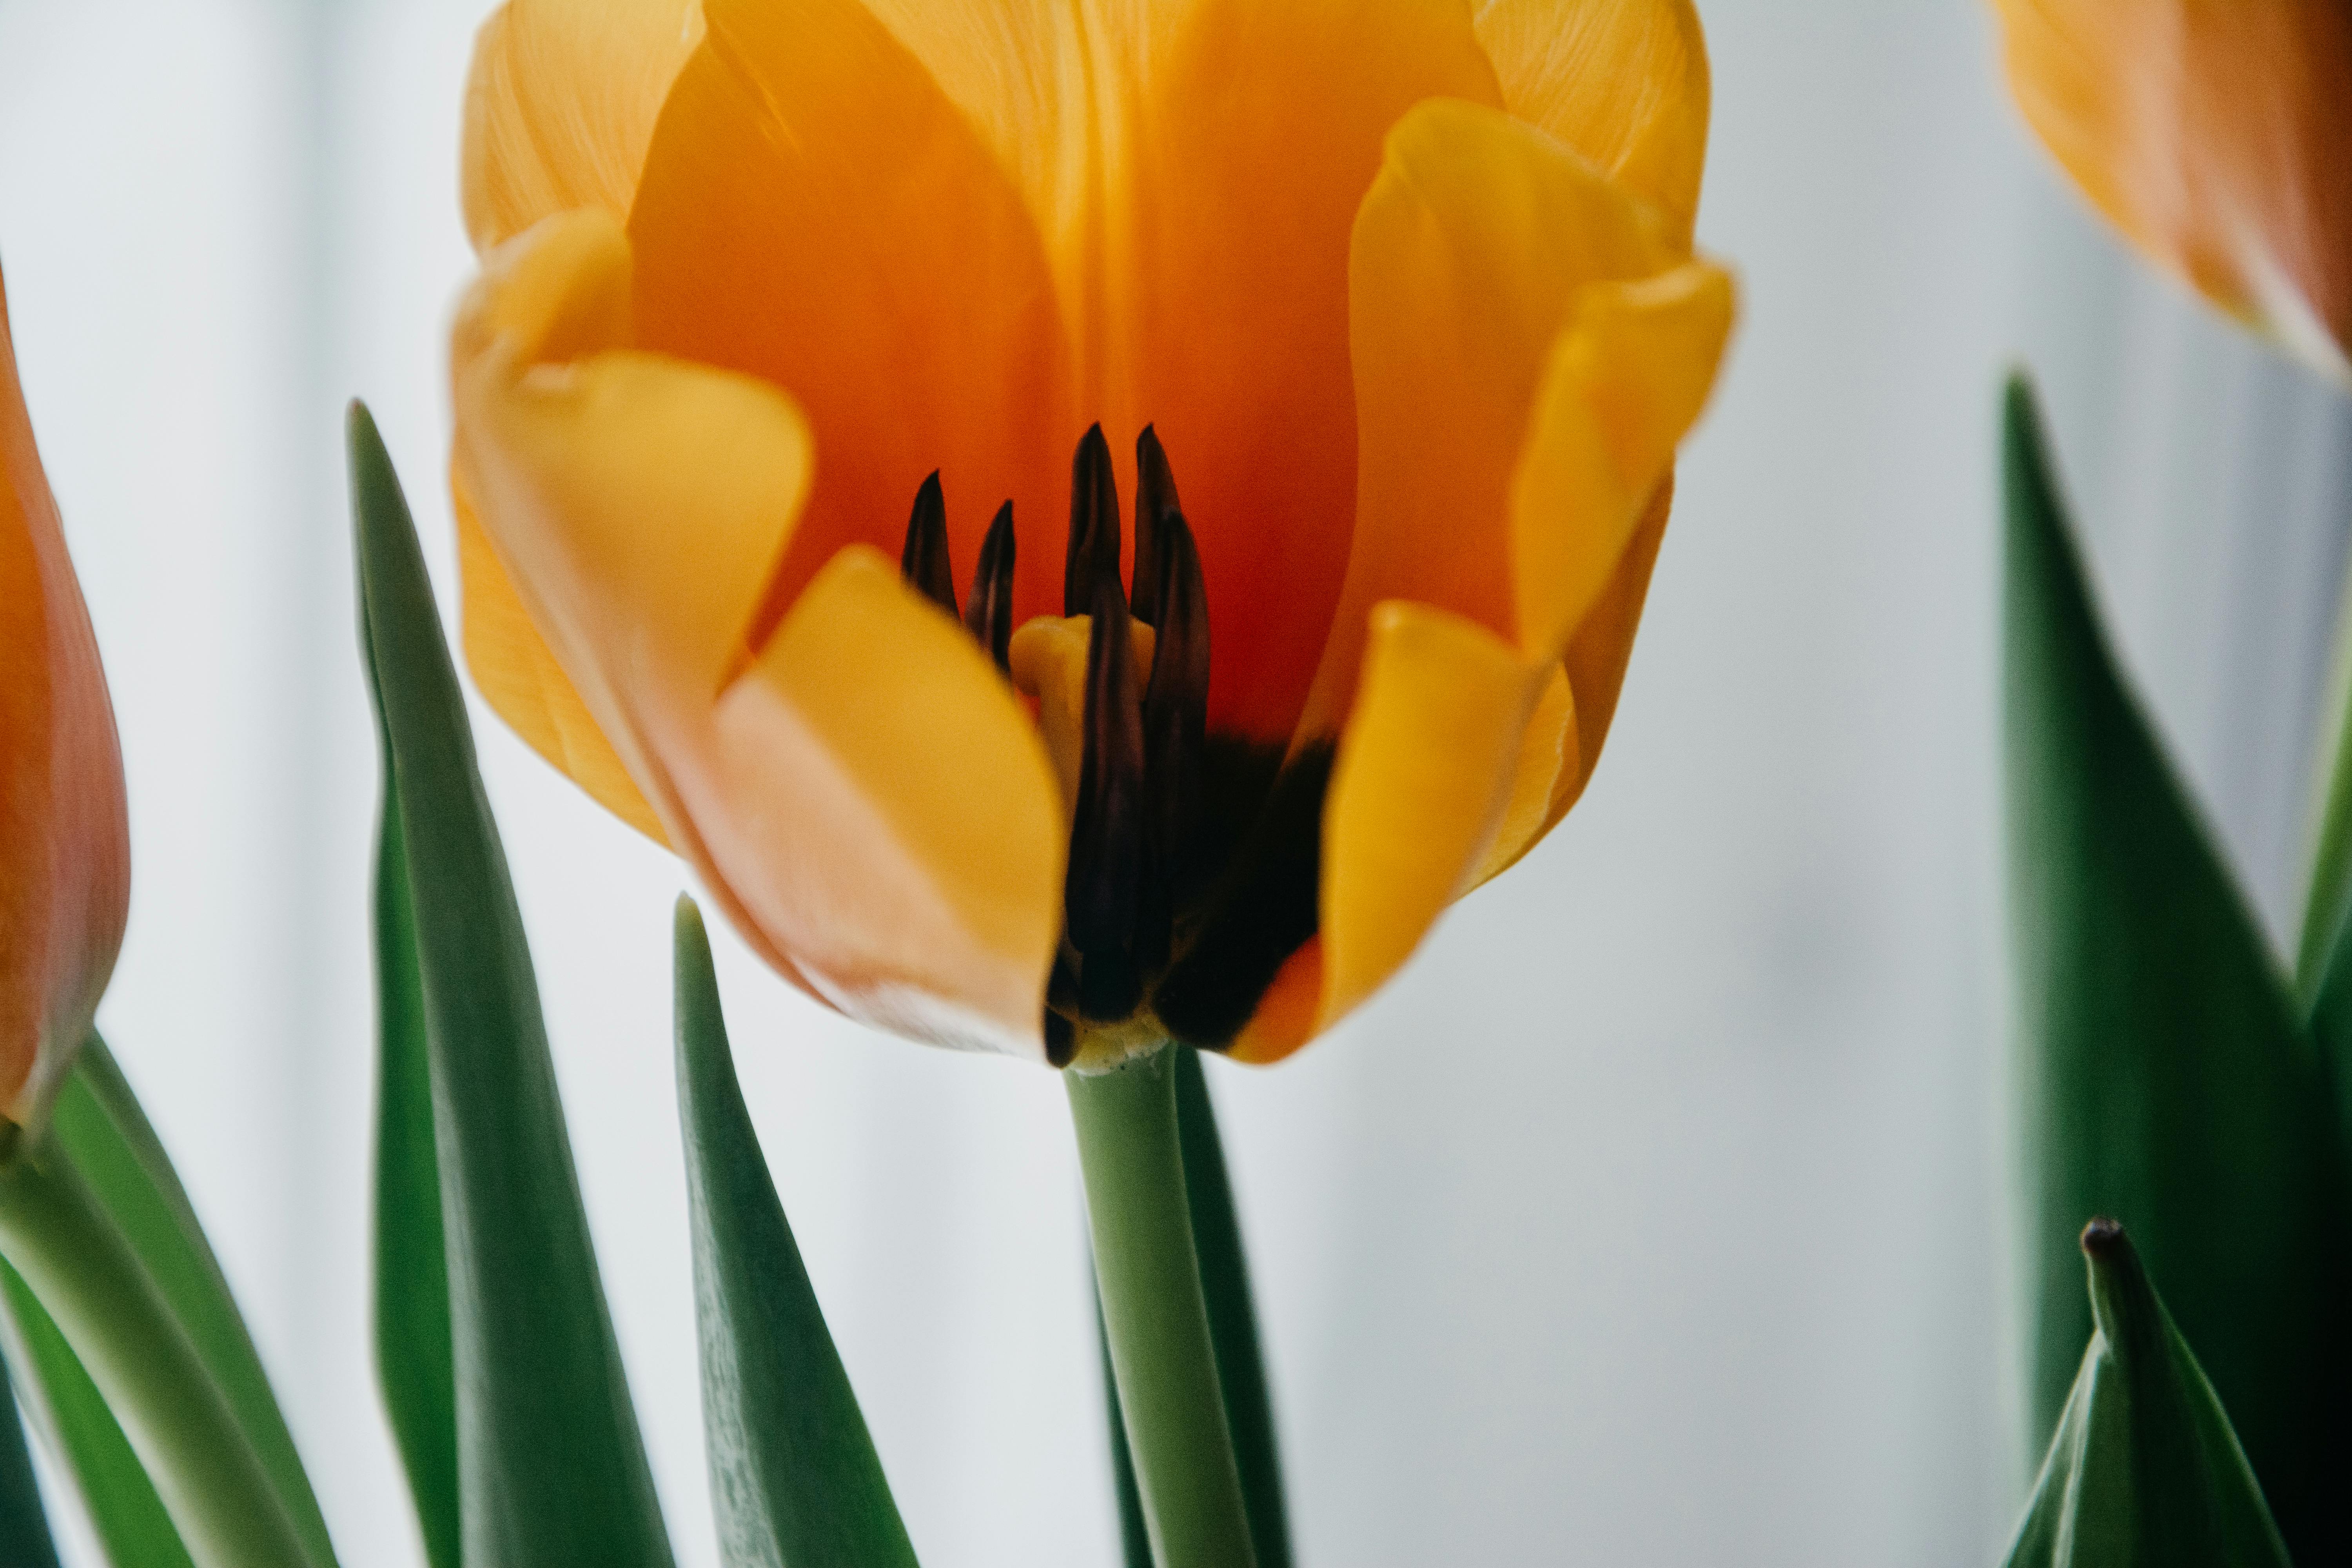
[1993, 0, 2352, 382]
[702, 546, 1066, 1054]
[455, 479, 665, 844]
[1474, 0, 1712, 246]
[1466, 475, 1676, 890]
[1317, 601, 1546, 1033]
[1555, 473, 1672, 825]
[1511, 261, 1733, 661]
[1, 266, 129, 1128]
[450, 209, 813, 917]
[630, 0, 1077, 656]
[1466, 662, 1579, 890]
[1301, 96, 1683, 738]
[461, 0, 704, 252]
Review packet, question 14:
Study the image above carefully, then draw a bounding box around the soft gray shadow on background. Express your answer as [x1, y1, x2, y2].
[2, 1, 2347, 1564]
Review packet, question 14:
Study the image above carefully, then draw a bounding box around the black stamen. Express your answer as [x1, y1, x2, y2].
[1043, 1008, 1077, 1069]
[901, 470, 956, 614]
[1064, 423, 1123, 617]
[1143, 511, 1210, 917]
[1065, 540, 1146, 1021]
[964, 501, 1016, 671]
[1131, 426, 1181, 624]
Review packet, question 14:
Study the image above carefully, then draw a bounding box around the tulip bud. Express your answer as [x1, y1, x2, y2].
[0, 265, 130, 1135]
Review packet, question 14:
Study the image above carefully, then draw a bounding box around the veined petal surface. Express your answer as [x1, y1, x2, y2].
[0, 269, 128, 1128]
[630, 0, 1078, 661]
[462, 0, 703, 251]
[1473, 0, 1711, 246]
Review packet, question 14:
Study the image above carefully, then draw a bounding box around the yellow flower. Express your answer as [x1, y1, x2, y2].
[451, 0, 1734, 1067]
[1993, 0, 2352, 385]
[1, 264, 130, 1129]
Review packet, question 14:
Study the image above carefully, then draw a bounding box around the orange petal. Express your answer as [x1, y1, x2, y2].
[1103, 0, 1506, 743]
[628, 0, 1078, 660]
[1510, 261, 1733, 661]
[1301, 97, 1683, 737]
[1475, 0, 1712, 247]
[1316, 601, 1546, 1033]
[638, 0, 1503, 746]
[1227, 938, 1324, 1067]
[1, 266, 129, 1128]
[701, 546, 1066, 1054]
[1993, 0, 2352, 382]
[461, 0, 704, 252]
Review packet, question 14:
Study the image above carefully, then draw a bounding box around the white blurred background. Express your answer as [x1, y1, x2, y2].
[4, 2, 2349, 1564]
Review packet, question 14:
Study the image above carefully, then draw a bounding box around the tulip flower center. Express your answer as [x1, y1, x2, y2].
[898, 425, 1327, 1068]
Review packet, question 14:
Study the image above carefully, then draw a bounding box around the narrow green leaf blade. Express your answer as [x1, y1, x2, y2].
[672, 898, 918, 1568]
[2002, 374, 2350, 1560]
[0, 1260, 192, 1568]
[351, 402, 672, 1568]
[1173, 1049, 1290, 1568]
[1094, 1281, 1151, 1568]
[47, 1042, 338, 1568]
[2002, 1222, 2290, 1568]
[0, 1324, 64, 1568]
[372, 790, 459, 1568]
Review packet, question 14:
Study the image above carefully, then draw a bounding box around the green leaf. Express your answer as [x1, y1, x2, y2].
[47, 1040, 338, 1568]
[2002, 374, 2352, 1561]
[1172, 1049, 1290, 1568]
[671, 897, 918, 1568]
[2002, 1221, 2290, 1568]
[372, 791, 459, 1568]
[0, 1314, 65, 1568]
[1095, 1289, 1151, 1568]
[350, 401, 672, 1568]
[0, 1259, 192, 1568]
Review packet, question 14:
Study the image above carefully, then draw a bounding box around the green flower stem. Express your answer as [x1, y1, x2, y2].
[0, 1134, 312, 1568]
[1068, 1044, 1257, 1568]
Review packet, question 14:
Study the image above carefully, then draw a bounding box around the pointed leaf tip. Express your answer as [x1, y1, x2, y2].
[1999, 373, 2348, 1559]
[353, 417, 674, 1567]
[673, 897, 919, 1568]
[2004, 1223, 2292, 1568]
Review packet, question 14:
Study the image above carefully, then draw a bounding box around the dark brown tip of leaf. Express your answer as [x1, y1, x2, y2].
[901, 470, 956, 614]
[964, 500, 1016, 671]
[2080, 1217, 2127, 1259]
[1131, 425, 1181, 624]
[1064, 424, 1122, 617]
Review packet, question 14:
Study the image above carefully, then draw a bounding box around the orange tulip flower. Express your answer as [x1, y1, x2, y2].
[1993, 0, 2352, 385]
[1, 264, 130, 1130]
[452, 0, 1734, 1068]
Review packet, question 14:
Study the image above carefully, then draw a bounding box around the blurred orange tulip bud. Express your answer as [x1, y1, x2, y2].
[1, 264, 130, 1132]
